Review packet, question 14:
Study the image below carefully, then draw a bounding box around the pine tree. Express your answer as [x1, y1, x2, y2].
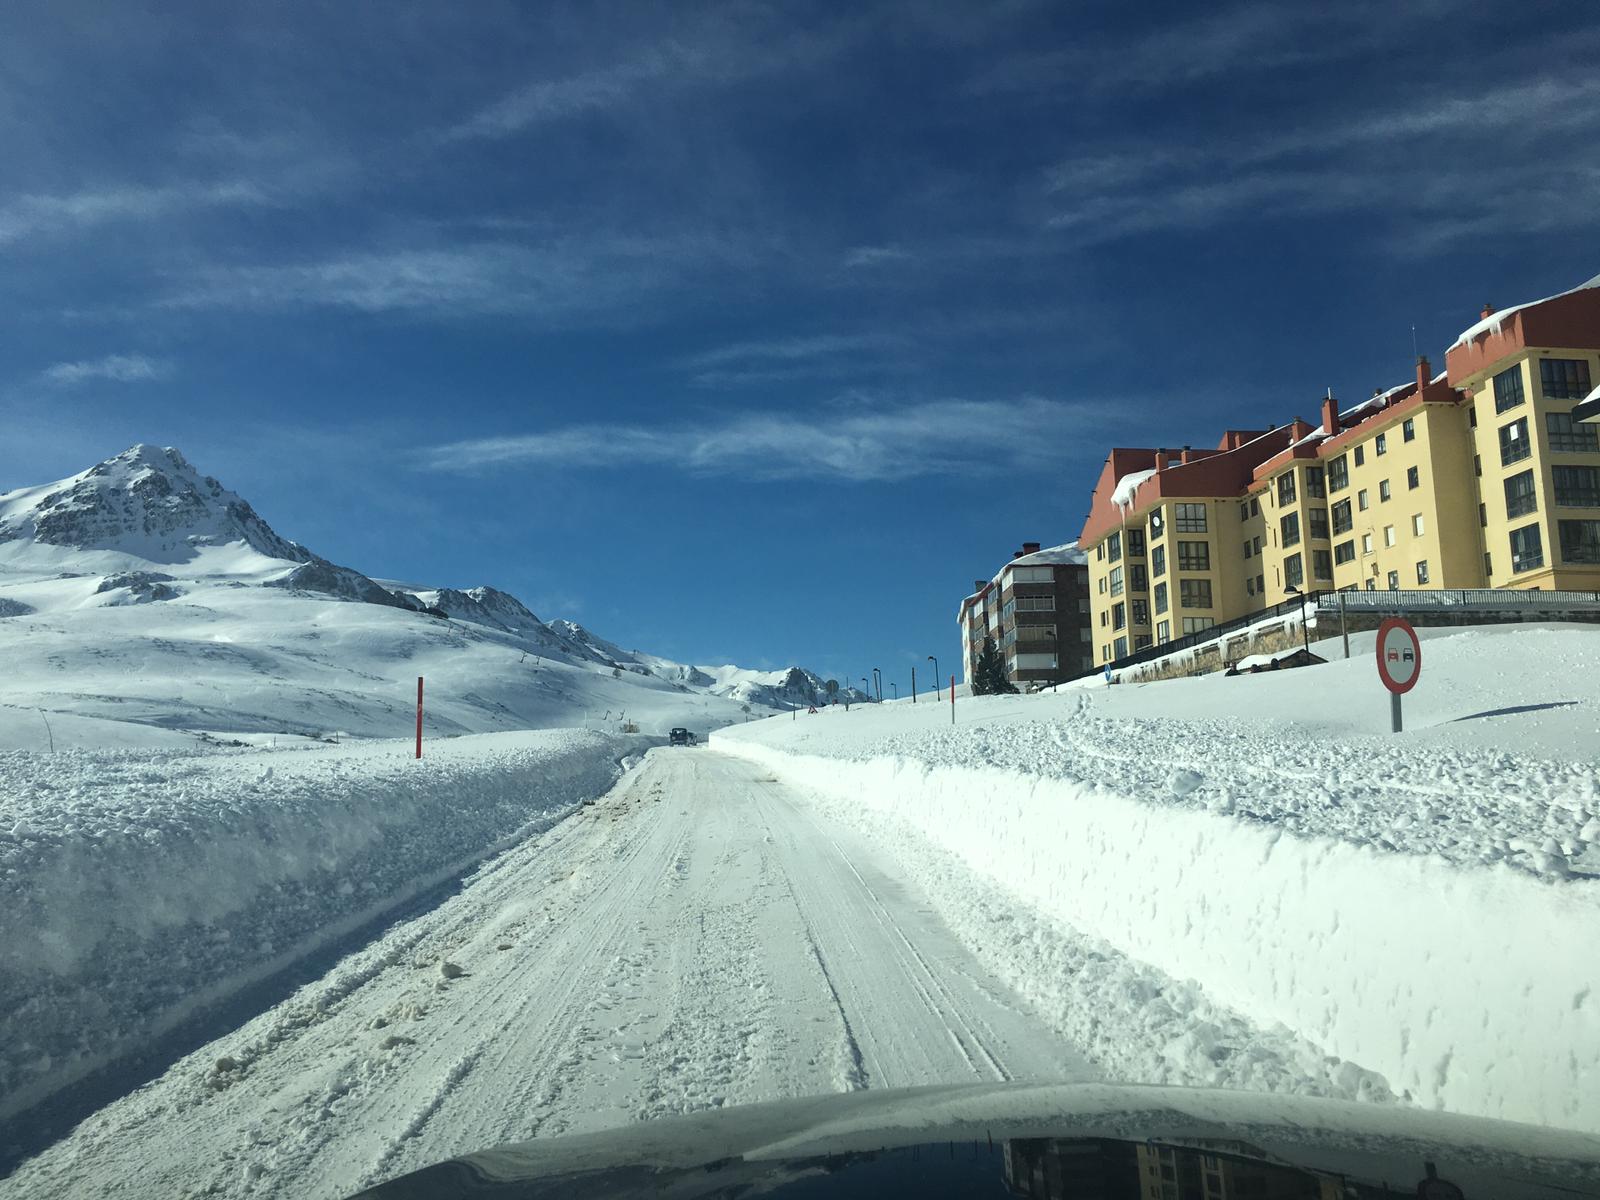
[972, 635, 1017, 695]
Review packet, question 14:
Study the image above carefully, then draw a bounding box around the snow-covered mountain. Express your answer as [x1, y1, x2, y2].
[0, 445, 861, 748]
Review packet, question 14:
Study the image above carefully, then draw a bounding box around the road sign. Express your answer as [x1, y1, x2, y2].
[1376, 617, 1421, 694]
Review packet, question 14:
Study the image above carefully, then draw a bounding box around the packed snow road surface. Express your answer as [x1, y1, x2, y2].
[3, 749, 1092, 1200]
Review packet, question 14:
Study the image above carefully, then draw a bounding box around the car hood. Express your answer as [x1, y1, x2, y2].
[349, 1081, 1600, 1198]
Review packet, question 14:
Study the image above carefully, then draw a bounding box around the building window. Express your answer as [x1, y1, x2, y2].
[1015, 595, 1056, 611]
[1107, 531, 1122, 563]
[1250, 497, 1260, 516]
[1559, 519, 1600, 563]
[1553, 465, 1600, 507]
[1334, 539, 1355, 564]
[1375, 432, 1388, 456]
[1131, 598, 1149, 625]
[1099, 610, 1107, 627]
[1134, 634, 1152, 650]
[1378, 479, 1392, 502]
[1280, 512, 1301, 548]
[1416, 560, 1430, 585]
[1149, 509, 1165, 538]
[1179, 578, 1213, 609]
[1306, 466, 1326, 498]
[1484, 551, 1493, 577]
[1361, 532, 1373, 555]
[1156, 619, 1170, 642]
[1113, 635, 1127, 657]
[1357, 488, 1370, 511]
[1313, 548, 1333, 580]
[1112, 602, 1126, 630]
[1479, 502, 1488, 527]
[1252, 534, 1262, 555]
[1127, 528, 1145, 557]
[1109, 565, 1124, 597]
[1541, 358, 1593, 400]
[1175, 503, 1207, 532]
[1383, 524, 1396, 547]
[1095, 542, 1104, 561]
[1256, 573, 1264, 593]
[1547, 410, 1600, 453]
[1277, 471, 1297, 505]
[1309, 507, 1329, 540]
[1470, 404, 1478, 428]
[1500, 417, 1531, 466]
[1181, 616, 1216, 635]
[1246, 577, 1255, 596]
[1406, 466, 1420, 490]
[1493, 365, 1526, 413]
[1284, 552, 1304, 588]
[1097, 576, 1106, 594]
[1177, 540, 1210, 571]
[1354, 445, 1365, 466]
[1504, 468, 1538, 518]
[1242, 539, 1253, 559]
[1328, 455, 1349, 491]
[1402, 418, 1415, 443]
[1332, 499, 1353, 534]
[1151, 543, 1167, 577]
[1154, 581, 1168, 614]
[1412, 513, 1425, 536]
[1387, 569, 1400, 590]
[1474, 453, 1482, 477]
[1239, 501, 1250, 522]
[1510, 523, 1545, 573]
[1131, 563, 1147, 591]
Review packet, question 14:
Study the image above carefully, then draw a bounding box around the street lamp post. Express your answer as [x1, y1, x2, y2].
[1285, 585, 1311, 658]
[927, 655, 940, 695]
[872, 668, 882, 702]
[890, 682, 898, 700]
[861, 677, 870, 703]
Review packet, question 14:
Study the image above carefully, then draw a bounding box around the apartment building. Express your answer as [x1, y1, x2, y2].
[1078, 273, 1600, 668]
[958, 541, 1092, 688]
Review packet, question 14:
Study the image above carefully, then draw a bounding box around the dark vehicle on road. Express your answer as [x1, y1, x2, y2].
[669, 727, 696, 746]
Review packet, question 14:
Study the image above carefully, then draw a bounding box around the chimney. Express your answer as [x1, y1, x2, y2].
[1290, 417, 1312, 441]
[1481, 303, 1494, 319]
[1154, 450, 1170, 470]
[974, 579, 986, 593]
[1179, 444, 1194, 464]
[1012, 549, 1024, 559]
[1321, 393, 1339, 435]
[1022, 541, 1041, 554]
[1416, 355, 1431, 393]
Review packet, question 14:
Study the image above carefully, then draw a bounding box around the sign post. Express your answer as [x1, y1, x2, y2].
[415, 676, 424, 759]
[949, 675, 955, 726]
[1375, 617, 1421, 732]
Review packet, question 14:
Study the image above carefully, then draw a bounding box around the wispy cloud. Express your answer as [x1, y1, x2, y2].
[445, 17, 861, 142]
[674, 332, 913, 389]
[679, 333, 906, 370]
[0, 181, 268, 246]
[162, 234, 766, 320]
[422, 395, 1106, 481]
[40, 353, 171, 386]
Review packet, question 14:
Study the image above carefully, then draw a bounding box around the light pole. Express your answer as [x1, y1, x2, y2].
[1285, 585, 1311, 658]
[872, 667, 882, 702]
[861, 677, 870, 703]
[927, 655, 940, 695]
[890, 682, 898, 700]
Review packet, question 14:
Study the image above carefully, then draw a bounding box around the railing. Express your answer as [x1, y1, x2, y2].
[1317, 587, 1600, 611]
[1054, 586, 1600, 686]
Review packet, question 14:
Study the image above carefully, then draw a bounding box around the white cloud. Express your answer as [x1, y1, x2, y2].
[422, 395, 1105, 481]
[40, 353, 170, 386]
[0, 181, 267, 246]
[679, 333, 906, 371]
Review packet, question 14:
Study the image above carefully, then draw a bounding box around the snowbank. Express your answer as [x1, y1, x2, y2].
[0, 730, 643, 1122]
[714, 625, 1600, 1131]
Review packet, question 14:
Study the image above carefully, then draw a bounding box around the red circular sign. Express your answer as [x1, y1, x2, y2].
[1376, 617, 1422, 694]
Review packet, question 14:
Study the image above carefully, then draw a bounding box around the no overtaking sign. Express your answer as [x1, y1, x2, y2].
[1376, 616, 1421, 730]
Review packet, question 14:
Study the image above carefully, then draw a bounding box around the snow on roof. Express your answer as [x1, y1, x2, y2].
[1110, 468, 1157, 512]
[1450, 271, 1600, 348]
[1009, 540, 1088, 568]
[1340, 382, 1407, 424]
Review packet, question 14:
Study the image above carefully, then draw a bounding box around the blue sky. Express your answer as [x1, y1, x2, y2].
[1, 0, 1597, 686]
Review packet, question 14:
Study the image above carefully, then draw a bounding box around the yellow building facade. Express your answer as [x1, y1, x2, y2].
[1078, 276, 1600, 668]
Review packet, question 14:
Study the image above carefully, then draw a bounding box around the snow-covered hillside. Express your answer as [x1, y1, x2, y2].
[0, 445, 857, 749]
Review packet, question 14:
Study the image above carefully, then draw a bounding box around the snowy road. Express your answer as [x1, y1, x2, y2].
[4, 748, 1092, 1199]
